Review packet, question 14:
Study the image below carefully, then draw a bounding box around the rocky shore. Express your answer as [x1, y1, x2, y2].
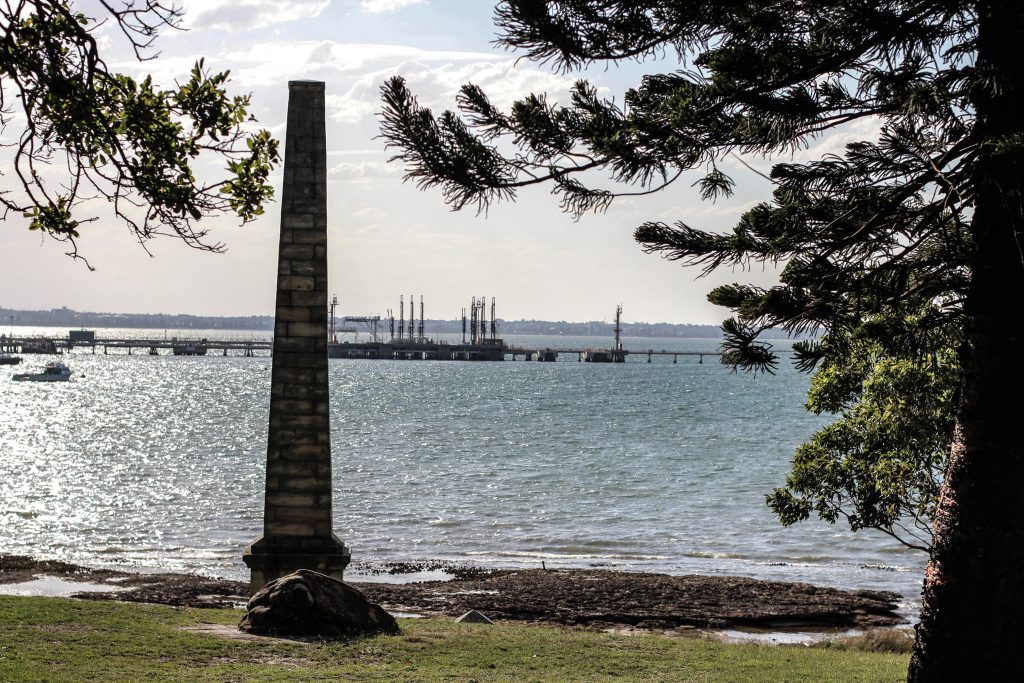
[0, 554, 903, 631]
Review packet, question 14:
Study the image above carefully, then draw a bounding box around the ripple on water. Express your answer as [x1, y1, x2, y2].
[0, 333, 925, 600]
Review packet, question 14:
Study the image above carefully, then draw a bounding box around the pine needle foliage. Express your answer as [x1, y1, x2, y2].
[379, 0, 974, 368]
[378, 0, 974, 546]
[379, 2, 1024, 677]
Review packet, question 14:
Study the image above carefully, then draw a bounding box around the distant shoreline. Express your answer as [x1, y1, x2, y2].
[0, 306, 804, 339]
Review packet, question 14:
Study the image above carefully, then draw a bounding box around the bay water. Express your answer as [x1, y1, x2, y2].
[0, 327, 925, 614]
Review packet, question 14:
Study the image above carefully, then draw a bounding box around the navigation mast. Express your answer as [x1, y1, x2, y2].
[330, 294, 339, 342]
[614, 304, 623, 352]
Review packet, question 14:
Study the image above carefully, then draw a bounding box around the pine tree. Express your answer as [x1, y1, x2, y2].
[0, 1, 279, 265]
[379, 2, 1024, 679]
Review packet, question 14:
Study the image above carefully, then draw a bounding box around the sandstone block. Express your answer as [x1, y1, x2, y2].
[282, 444, 329, 460]
[280, 244, 314, 260]
[266, 492, 318, 509]
[279, 275, 315, 291]
[290, 230, 327, 246]
[281, 477, 330, 492]
[290, 260, 326, 276]
[272, 368, 315, 384]
[268, 461, 319, 478]
[275, 306, 311, 322]
[276, 399, 314, 415]
[265, 521, 318, 536]
[287, 322, 324, 338]
[290, 290, 328, 306]
[281, 213, 315, 230]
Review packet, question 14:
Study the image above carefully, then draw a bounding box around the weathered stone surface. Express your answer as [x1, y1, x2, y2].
[243, 80, 349, 594]
[275, 306, 311, 322]
[238, 570, 399, 637]
[268, 460, 319, 477]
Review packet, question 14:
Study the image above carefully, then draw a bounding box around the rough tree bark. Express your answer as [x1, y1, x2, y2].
[908, 3, 1024, 680]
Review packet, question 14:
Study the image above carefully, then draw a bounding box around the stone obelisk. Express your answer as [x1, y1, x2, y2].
[243, 81, 350, 593]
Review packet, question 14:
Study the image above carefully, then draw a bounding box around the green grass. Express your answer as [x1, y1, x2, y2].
[0, 596, 909, 682]
[824, 628, 916, 654]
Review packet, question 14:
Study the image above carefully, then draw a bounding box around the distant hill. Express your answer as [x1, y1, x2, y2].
[0, 306, 272, 331]
[0, 306, 803, 340]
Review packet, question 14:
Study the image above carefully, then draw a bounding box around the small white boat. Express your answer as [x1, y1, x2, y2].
[13, 360, 72, 382]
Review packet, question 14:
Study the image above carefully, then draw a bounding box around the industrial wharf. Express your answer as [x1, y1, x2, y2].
[504, 346, 720, 363]
[2, 334, 722, 363]
[2, 303, 724, 363]
[330, 339, 720, 363]
[328, 340, 721, 363]
[1, 302, 730, 363]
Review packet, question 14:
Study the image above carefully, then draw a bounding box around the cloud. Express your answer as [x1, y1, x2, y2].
[797, 116, 884, 159]
[361, 0, 425, 12]
[182, 0, 331, 31]
[219, 41, 498, 87]
[327, 56, 580, 124]
[654, 201, 761, 224]
[329, 148, 386, 157]
[344, 205, 391, 236]
[351, 206, 388, 220]
[194, 38, 580, 126]
[328, 159, 402, 180]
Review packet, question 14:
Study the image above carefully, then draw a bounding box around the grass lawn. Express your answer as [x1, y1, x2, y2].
[0, 595, 909, 682]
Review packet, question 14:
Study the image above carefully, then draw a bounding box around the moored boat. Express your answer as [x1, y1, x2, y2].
[12, 360, 72, 382]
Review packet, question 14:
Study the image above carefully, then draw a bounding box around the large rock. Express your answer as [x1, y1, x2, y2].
[238, 569, 399, 637]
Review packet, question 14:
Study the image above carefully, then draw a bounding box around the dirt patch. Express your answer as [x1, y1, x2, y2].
[183, 624, 316, 647]
[1, 554, 902, 630]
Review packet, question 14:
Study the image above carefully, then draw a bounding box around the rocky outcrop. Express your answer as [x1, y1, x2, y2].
[238, 569, 399, 637]
[357, 568, 905, 629]
[3, 554, 906, 632]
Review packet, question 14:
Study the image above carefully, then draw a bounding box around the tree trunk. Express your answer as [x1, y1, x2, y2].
[908, 3, 1024, 680]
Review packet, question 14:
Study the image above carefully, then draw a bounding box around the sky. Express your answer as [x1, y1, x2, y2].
[0, 1, 871, 325]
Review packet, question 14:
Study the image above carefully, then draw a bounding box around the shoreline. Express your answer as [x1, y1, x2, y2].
[0, 554, 904, 634]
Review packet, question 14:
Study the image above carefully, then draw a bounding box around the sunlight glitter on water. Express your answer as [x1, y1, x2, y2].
[0, 331, 925, 608]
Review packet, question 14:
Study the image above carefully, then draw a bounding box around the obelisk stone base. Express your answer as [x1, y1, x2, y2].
[244, 536, 350, 595]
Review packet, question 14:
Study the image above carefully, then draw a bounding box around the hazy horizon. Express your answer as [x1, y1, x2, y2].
[0, 2, 873, 325]
[0, 303, 728, 328]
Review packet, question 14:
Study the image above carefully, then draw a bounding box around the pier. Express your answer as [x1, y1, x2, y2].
[329, 339, 721, 363]
[0, 303, 734, 364]
[2, 334, 724, 363]
[329, 339, 506, 361]
[504, 346, 721, 363]
[1, 335, 272, 357]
